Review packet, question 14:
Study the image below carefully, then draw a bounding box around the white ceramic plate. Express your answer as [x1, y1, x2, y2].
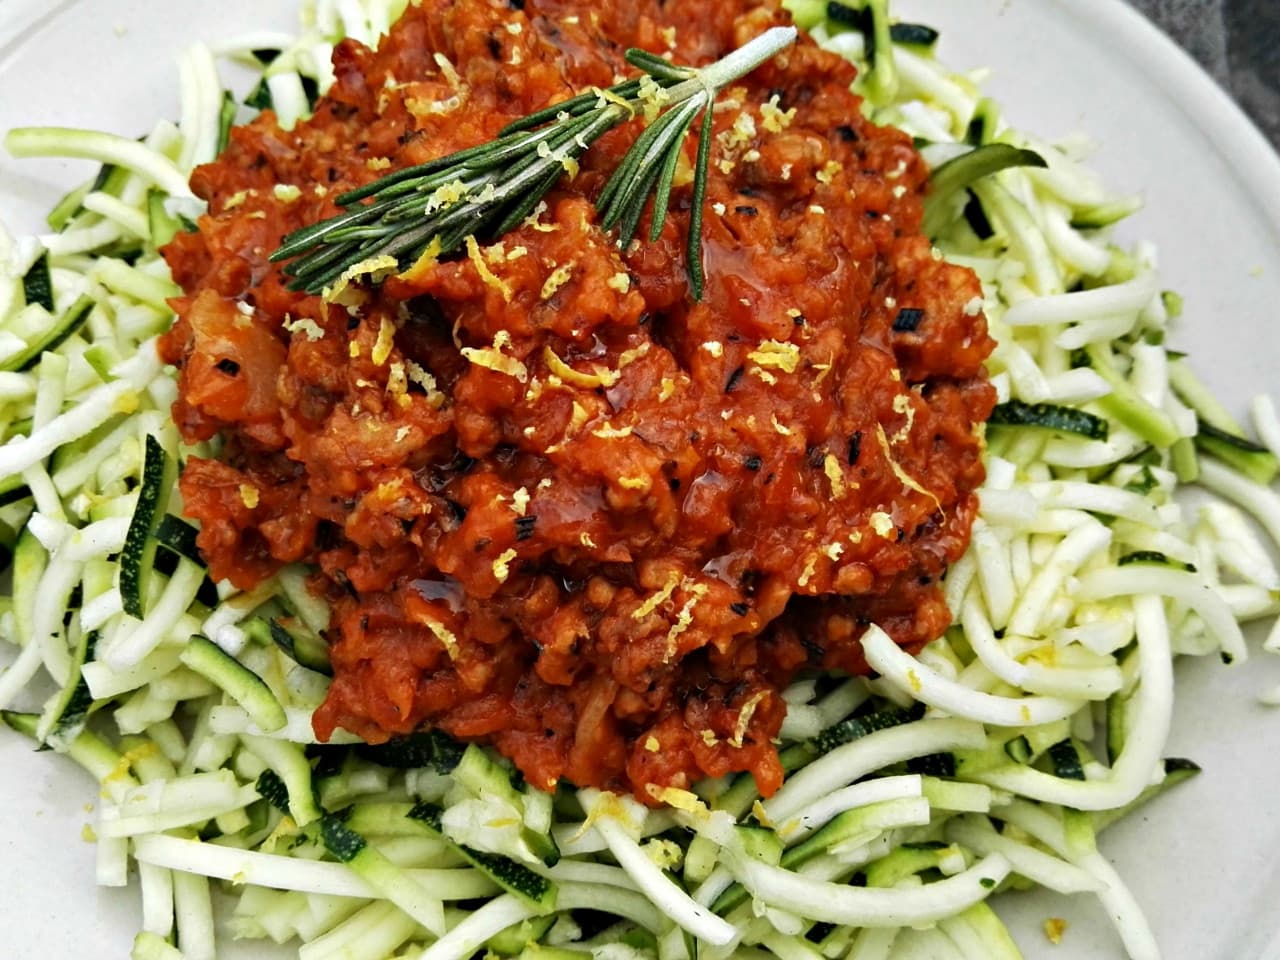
[2, 1, 1279, 957]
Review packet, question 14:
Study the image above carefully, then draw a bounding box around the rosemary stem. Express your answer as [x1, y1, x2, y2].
[662, 26, 798, 105]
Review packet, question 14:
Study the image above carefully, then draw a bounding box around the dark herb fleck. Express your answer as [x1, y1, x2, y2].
[848, 431, 863, 465]
[893, 308, 924, 332]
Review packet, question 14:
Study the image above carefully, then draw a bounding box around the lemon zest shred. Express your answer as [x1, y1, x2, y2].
[461, 331, 528, 382]
[397, 235, 443, 285]
[729, 691, 768, 748]
[875, 423, 943, 514]
[543, 346, 619, 388]
[423, 617, 460, 660]
[492, 548, 517, 583]
[465, 235, 512, 301]
[323, 254, 399, 307]
[541, 263, 574, 300]
[823, 454, 846, 500]
[371, 315, 397, 366]
[634, 570, 682, 620]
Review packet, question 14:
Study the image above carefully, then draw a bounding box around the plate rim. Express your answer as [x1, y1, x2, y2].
[1, 1, 1280, 958]
[1061, 0, 1280, 227]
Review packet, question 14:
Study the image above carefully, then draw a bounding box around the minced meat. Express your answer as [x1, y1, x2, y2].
[159, 0, 995, 799]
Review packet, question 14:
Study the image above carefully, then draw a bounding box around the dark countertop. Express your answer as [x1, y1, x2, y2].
[1129, 0, 1280, 146]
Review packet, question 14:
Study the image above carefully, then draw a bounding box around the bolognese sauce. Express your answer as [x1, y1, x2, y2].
[159, 0, 995, 799]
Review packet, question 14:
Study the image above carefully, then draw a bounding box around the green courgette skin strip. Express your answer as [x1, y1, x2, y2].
[923, 144, 1048, 238]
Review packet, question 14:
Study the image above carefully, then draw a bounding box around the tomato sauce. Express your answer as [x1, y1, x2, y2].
[160, 0, 995, 798]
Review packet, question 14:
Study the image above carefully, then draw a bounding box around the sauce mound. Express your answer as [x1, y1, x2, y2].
[159, 0, 995, 798]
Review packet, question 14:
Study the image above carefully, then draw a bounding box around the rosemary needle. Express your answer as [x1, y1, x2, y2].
[270, 26, 798, 301]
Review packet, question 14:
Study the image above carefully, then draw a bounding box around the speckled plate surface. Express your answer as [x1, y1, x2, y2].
[2, 1, 1279, 957]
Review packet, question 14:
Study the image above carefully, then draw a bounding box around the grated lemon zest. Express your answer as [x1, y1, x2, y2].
[752, 367, 777, 385]
[729, 691, 768, 748]
[283, 315, 325, 342]
[870, 512, 895, 539]
[323, 254, 399, 307]
[461, 331, 527, 382]
[465, 236, 512, 301]
[371, 315, 397, 366]
[875, 423, 942, 513]
[492, 548, 517, 583]
[541, 262, 574, 300]
[634, 570, 681, 620]
[760, 94, 797, 133]
[637, 75, 672, 123]
[817, 160, 843, 185]
[543, 346, 619, 388]
[618, 341, 651, 368]
[423, 616, 460, 660]
[510, 487, 530, 516]
[433, 51, 462, 87]
[824, 454, 846, 499]
[797, 554, 818, 588]
[592, 423, 633, 439]
[594, 85, 635, 118]
[397, 235, 443, 285]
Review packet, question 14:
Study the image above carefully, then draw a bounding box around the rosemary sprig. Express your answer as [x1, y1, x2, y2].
[270, 26, 797, 301]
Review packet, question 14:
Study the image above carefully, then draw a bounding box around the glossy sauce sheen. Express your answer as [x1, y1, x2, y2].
[159, 0, 995, 798]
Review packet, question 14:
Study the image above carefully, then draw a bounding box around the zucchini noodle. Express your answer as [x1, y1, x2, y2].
[1, 1, 1279, 959]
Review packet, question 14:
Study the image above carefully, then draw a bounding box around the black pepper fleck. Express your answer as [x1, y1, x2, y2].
[893, 308, 925, 332]
[847, 431, 863, 465]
